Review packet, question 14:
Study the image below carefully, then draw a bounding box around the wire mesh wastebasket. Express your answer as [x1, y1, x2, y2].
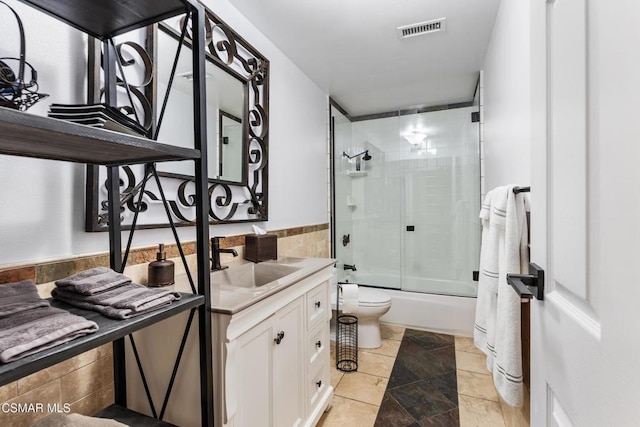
[336, 314, 358, 372]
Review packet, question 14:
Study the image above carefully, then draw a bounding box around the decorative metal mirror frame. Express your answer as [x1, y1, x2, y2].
[85, 6, 270, 231]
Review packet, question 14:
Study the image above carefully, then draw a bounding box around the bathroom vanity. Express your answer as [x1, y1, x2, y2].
[124, 256, 335, 427]
[211, 257, 335, 427]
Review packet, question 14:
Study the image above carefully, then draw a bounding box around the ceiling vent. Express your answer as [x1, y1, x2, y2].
[397, 17, 446, 39]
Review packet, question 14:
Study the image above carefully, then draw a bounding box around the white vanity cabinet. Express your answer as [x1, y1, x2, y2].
[214, 265, 333, 427]
[234, 297, 304, 427]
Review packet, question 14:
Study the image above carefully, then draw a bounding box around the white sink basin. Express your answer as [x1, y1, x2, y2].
[211, 263, 300, 290]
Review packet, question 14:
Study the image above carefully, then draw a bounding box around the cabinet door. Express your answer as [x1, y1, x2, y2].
[273, 297, 305, 427]
[235, 317, 274, 427]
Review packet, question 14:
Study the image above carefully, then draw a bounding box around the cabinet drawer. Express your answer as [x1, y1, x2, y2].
[306, 281, 329, 331]
[308, 321, 329, 370]
[308, 364, 330, 409]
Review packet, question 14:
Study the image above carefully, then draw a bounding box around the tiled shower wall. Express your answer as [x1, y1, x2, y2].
[0, 223, 330, 426]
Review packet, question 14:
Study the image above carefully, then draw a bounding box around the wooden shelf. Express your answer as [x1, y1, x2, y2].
[96, 404, 177, 426]
[18, 0, 199, 40]
[0, 107, 200, 165]
[0, 293, 203, 387]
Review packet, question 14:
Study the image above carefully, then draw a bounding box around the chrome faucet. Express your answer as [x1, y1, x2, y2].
[343, 264, 357, 271]
[211, 236, 238, 271]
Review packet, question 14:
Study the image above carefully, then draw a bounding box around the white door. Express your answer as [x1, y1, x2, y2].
[530, 0, 640, 425]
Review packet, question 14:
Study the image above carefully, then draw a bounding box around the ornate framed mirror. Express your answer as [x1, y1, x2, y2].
[85, 6, 269, 231]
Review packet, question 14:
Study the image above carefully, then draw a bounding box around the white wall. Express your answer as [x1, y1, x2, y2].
[0, 0, 328, 265]
[481, 0, 531, 193]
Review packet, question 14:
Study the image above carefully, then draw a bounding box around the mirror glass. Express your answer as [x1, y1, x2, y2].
[218, 111, 243, 181]
[155, 27, 246, 184]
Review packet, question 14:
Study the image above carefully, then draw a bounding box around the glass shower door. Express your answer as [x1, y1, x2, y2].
[400, 107, 480, 297]
[332, 110, 403, 288]
[331, 103, 480, 296]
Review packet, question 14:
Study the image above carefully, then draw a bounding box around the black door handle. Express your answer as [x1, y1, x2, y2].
[507, 263, 544, 300]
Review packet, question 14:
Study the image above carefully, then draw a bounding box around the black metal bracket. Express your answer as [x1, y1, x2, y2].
[507, 263, 544, 300]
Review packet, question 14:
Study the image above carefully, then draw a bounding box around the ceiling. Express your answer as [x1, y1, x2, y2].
[226, 0, 501, 117]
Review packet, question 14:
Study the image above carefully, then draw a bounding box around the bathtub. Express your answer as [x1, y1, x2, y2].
[340, 272, 477, 337]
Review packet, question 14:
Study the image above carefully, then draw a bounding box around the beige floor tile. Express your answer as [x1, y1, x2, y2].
[330, 366, 345, 388]
[459, 394, 505, 427]
[499, 387, 530, 427]
[362, 339, 401, 358]
[455, 336, 484, 355]
[317, 395, 379, 427]
[457, 370, 499, 402]
[334, 372, 388, 406]
[456, 351, 490, 375]
[379, 324, 405, 341]
[356, 351, 395, 378]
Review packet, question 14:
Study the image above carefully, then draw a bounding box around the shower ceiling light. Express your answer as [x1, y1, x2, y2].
[404, 131, 427, 145]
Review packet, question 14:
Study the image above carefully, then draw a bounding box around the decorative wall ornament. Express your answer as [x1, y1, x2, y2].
[85, 6, 269, 231]
[0, 1, 49, 111]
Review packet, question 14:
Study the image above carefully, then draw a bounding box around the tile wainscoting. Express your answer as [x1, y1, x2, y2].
[0, 223, 330, 426]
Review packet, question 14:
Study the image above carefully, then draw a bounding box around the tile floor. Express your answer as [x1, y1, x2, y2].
[318, 324, 529, 427]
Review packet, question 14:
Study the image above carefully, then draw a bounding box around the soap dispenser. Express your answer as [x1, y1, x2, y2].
[147, 244, 175, 288]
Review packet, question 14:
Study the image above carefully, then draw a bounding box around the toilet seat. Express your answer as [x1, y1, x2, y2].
[338, 287, 391, 307]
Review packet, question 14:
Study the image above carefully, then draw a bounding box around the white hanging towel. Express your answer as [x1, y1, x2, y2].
[474, 185, 528, 407]
[474, 186, 507, 366]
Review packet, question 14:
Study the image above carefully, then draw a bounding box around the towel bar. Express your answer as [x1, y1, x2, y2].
[507, 263, 544, 300]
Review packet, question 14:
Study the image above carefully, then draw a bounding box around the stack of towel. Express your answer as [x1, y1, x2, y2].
[0, 280, 98, 363]
[52, 267, 181, 320]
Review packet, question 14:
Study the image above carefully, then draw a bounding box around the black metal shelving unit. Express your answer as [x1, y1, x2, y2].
[0, 107, 200, 165]
[0, 0, 213, 425]
[0, 295, 204, 386]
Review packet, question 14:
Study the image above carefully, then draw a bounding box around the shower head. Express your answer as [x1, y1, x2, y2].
[342, 150, 372, 161]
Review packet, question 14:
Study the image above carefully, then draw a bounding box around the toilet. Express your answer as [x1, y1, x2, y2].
[331, 286, 392, 349]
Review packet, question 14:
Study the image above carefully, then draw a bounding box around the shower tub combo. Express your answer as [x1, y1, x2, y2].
[331, 104, 480, 337]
